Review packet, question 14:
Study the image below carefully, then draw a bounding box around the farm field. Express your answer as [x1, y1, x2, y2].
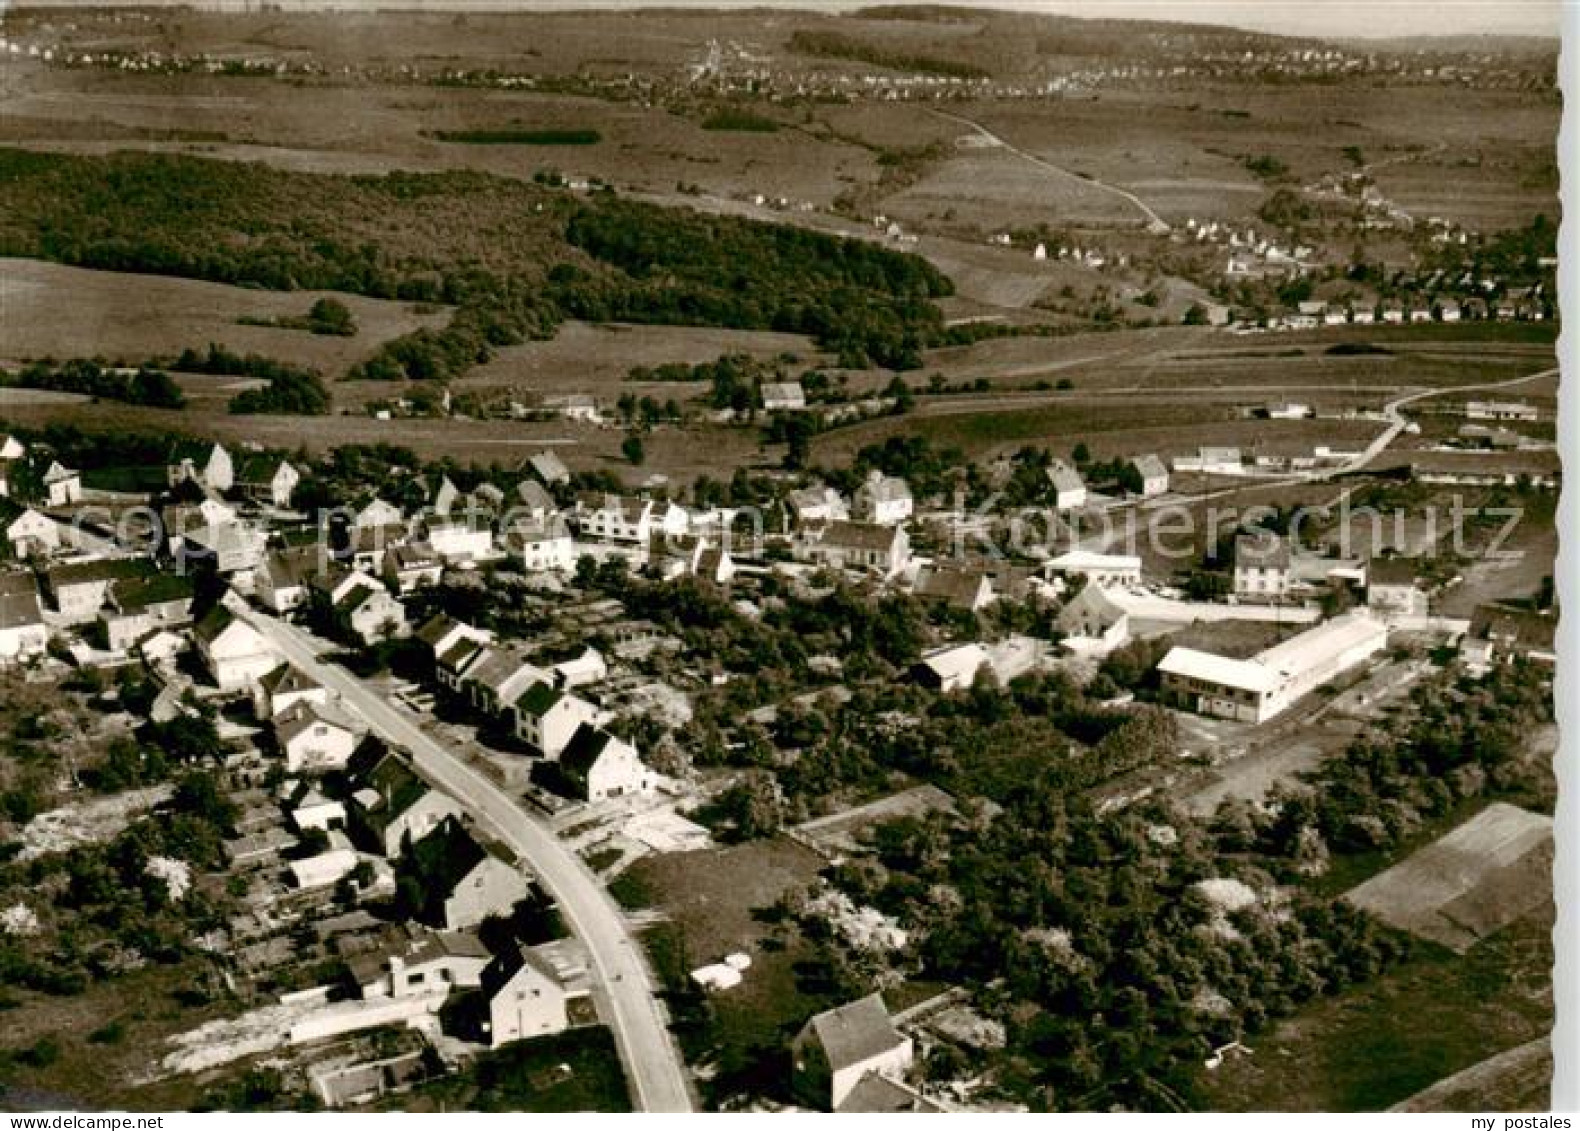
[809, 399, 1384, 466]
[2, 64, 873, 207]
[456, 322, 823, 401]
[969, 84, 1559, 230]
[0, 391, 764, 482]
[881, 146, 1144, 231]
[1345, 803, 1554, 953]
[0, 258, 449, 377]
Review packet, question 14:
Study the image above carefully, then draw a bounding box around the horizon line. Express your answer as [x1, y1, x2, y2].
[1, 1, 1563, 44]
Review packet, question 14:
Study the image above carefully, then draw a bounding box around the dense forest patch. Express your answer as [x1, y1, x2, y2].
[0, 148, 951, 376]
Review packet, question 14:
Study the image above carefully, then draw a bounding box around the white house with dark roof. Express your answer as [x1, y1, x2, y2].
[512, 682, 600, 759]
[1129, 453, 1169, 497]
[5, 508, 59, 558]
[408, 818, 532, 931]
[194, 605, 279, 691]
[1366, 557, 1428, 619]
[45, 556, 159, 624]
[98, 571, 195, 651]
[0, 572, 47, 664]
[795, 521, 910, 577]
[351, 751, 465, 858]
[504, 518, 576, 574]
[1046, 460, 1087, 510]
[275, 698, 363, 774]
[382, 542, 444, 594]
[233, 454, 300, 509]
[436, 634, 491, 692]
[315, 569, 407, 644]
[761, 381, 807, 412]
[254, 663, 330, 720]
[256, 546, 323, 613]
[792, 993, 914, 1111]
[559, 724, 648, 802]
[482, 938, 591, 1047]
[852, 471, 913, 526]
[1233, 533, 1294, 600]
[416, 614, 493, 664]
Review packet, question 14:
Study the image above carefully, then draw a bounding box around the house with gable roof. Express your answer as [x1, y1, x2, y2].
[792, 993, 914, 1111]
[350, 750, 465, 858]
[852, 471, 912, 526]
[233, 453, 300, 509]
[194, 605, 280, 691]
[42, 461, 82, 507]
[404, 817, 531, 931]
[256, 546, 325, 613]
[482, 938, 592, 1047]
[5, 507, 59, 558]
[275, 698, 364, 774]
[558, 724, 648, 802]
[0, 571, 47, 664]
[1129, 453, 1169, 497]
[512, 681, 600, 759]
[254, 663, 330, 720]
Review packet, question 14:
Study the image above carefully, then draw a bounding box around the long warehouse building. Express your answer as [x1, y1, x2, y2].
[1157, 609, 1388, 724]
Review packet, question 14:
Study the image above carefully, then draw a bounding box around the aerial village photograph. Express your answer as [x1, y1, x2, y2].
[0, 0, 1570, 1118]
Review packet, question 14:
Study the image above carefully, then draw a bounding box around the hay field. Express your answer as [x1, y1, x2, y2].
[0, 258, 449, 375]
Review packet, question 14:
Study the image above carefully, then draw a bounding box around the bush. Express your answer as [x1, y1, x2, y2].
[700, 109, 780, 133]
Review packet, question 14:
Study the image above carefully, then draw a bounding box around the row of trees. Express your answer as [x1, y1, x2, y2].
[2, 358, 185, 409]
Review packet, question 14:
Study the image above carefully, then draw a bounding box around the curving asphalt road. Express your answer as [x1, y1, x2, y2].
[233, 605, 695, 1113]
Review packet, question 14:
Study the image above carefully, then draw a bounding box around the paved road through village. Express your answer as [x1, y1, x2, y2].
[233, 604, 695, 1114]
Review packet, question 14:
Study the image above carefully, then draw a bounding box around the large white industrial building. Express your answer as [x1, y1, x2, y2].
[1157, 610, 1388, 723]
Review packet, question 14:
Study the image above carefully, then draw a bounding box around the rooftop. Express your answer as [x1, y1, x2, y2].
[802, 993, 906, 1073]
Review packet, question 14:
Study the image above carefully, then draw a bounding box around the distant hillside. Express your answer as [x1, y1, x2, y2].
[0, 148, 952, 376]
